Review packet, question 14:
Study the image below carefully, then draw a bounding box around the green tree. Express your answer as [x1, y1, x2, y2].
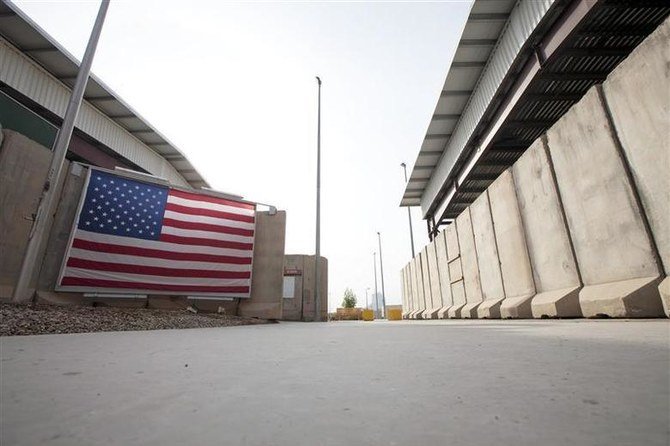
[341, 288, 357, 308]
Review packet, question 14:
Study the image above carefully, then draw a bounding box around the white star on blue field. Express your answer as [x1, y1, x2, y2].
[77, 171, 169, 241]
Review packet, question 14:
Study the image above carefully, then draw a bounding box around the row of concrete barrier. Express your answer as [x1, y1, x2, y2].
[401, 18, 669, 319]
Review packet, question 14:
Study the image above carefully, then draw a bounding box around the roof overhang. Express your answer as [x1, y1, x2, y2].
[401, 0, 670, 225]
[0, 0, 209, 189]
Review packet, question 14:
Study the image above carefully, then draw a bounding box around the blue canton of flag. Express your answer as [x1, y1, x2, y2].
[78, 171, 169, 241]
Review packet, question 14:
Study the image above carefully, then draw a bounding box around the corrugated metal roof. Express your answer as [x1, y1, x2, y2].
[0, 0, 209, 189]
[401, 0, 522, 207]
[402, 0, 670, 225]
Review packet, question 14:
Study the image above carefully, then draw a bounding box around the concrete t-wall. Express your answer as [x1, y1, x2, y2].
[282, 254, 328, 322]
[488, 169, 536, 318]
[434, 230, 452, 318]
[455, 208, 483, 318]
[445, 222, 466, 318]
[426, 239, 442, 318]
[546, 87, 663, 317]
[1, 129, 289, 318]
[512, 138, 582, 318]
[600, 17, 670, 315]
[0, 130, 71, 299]
[469, 191, 504, 318]
[281, 255, 305, 321]
[420, 247, 437, 319]
[411, 255, 425, 318]
[239, 211, 287, 320]
[401, 266, 409, 318]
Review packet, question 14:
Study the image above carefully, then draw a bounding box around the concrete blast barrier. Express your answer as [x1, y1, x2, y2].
[455, 207, 483, 318]
[403, 265, 413, 318]
[425, 240, 443, 319]
[546, 87, 663, 317]
[488, 169, 536, 318]
[406, 263, 416, 318]
[512, 138, 582, 318]
[445, 222, 466, 318]
[410, 256, 425, 319]
[420, 247, 438, 319]
[469, 191, 503, 319]
[601, 18, 670, 316]
[434, 230, 453, 318]
[0, 130, 72, 299]
[400, 266, 409, 318]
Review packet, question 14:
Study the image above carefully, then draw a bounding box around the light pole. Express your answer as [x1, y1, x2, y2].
[400, 162, 415, 258]
[373, 252, 379, 317]
[314, 76, 322, 322]
[12, 0, 111, 303]
[377, 232, 387, 319]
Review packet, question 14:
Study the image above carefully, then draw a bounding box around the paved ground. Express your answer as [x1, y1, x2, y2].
[1, 320, 668, 446]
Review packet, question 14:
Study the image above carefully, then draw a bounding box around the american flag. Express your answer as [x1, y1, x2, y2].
[57, 169, 256, 297]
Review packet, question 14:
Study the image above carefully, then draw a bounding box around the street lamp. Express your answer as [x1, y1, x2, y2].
[377, 232, 387, 319]
[400, 162, 416, 258]
[373, 252, 379, 317]
[314, 76, 322, 322]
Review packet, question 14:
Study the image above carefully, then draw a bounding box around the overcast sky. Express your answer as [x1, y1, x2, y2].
[13, 0, 471, 310]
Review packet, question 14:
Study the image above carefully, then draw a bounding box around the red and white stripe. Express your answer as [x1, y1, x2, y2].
[59, 188, 256, 297]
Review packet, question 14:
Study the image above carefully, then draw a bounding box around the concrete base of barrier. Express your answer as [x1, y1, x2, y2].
[659, 277, 669, 318]
[447, 304, 465, 319]
[460, 302, 481, 319]
[437, 306, 451, 319]
[477, 298, 504, 319]
[422, 308, 440, 319]
[580, 276, 664, 318]
[500, 294, 535, 319]
[410, 310, 423, 320]
[531, 287, 582, 318]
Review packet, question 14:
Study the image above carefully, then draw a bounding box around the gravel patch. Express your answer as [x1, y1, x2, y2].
[0, 303, 271, 336]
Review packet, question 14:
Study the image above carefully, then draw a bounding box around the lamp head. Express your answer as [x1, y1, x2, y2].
[400, 162, 406, 168]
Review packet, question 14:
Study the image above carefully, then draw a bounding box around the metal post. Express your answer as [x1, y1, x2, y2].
[373, 252, 378, 318]
[314, 76, 322, 322]
[12, 0, 111, 303]
[377, 232, 387, 319]
[400, 163, 415, 258]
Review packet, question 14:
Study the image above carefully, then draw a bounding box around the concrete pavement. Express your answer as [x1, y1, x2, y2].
[1, 320, 669, 446]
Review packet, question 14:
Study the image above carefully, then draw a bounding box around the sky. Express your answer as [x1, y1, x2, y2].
[13, 0, 472, 311]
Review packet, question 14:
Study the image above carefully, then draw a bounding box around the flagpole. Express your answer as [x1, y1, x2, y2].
[314, 76, 322, 321]
[12, 0, 110, 303]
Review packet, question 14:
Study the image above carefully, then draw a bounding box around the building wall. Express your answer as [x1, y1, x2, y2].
[400, 17, 669, 318]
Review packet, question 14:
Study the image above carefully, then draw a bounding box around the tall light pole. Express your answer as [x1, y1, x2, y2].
[377, 232, 387, 319]
[400, 163, 415, 258]
[373, 252, 379, 317]
[12, 0, 111, 303]
[314, 76, 322, 322]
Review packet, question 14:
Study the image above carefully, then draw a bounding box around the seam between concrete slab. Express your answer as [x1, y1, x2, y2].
[596, 84, 665, 276]
[485, 190, 507, 301]
[506, 169, 538, 298]
[541, 134, 584, 287]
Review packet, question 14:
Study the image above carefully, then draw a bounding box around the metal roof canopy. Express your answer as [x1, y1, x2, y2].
[0, 0, 209, 189]
[402, 0, 670, 234]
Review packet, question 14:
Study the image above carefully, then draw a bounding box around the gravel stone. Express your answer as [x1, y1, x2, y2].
[0, 303, 271, 336]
